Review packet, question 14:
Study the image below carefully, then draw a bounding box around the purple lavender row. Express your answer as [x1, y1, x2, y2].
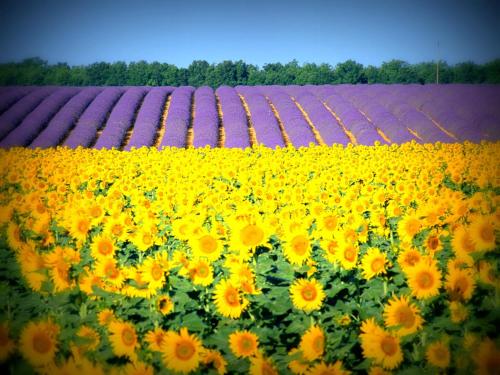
[30, 88, 103, 148]
[0, 87, 57, 141]
[63, 88, 125, 148]
[215, 86, 251, 148]
[235, 86, 285, 148]
[0, 87, 34, 115]
[1, 88, 80, 148]
[337, 87, 416, 143]
[124, 87, 173, 150]
[369, 88, 455, 143]
[94, 87, 148, 149]
[292, 90, 350, 146]
[159, 86, 194, 148]
[260, 86, 317, 147]
[192, 86, 219, 148]
[318, 87, 385, 145]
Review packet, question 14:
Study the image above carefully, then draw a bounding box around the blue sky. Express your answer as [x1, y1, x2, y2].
[0, 0, 499, 67]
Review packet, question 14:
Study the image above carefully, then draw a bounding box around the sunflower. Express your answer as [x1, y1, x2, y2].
[157, 295, 174, 315]
[469, 215, 496, 251]
[290, 278, 325, 312]
[190, 230, 223, 262]
[95, 258, 125, 289]
[202, 349, 227, 375]
[383, 295, 423, 336]
[477, 260, 498, 287]
[287, 348, 309, 374]
[449, 301, 468, 323]
[122, 361, 154, 375]
[132, 229, 157, 252]
[0, 322, 15, 362]
[321, 237, 339, 264]
[397, 247, 422, 273]
[19, 320, 59, 367]
[472, 337, 500, 375]
[44, 251, 72, 292]
[316, 213, 338, 237]
[361, 248, 387, 280]
[213, 279, 249, 318]
[140, 257, 167, 291]
[6, 221, 24, 251]
[426, 340, 450, 369]
[307, 361, 350, 375]
[145, 328, 168, 352]
[75, 325, 100, 352]
[282, 230, 312, 265]
[445, 268, 475, 301]
[424, 230, 443, 254]
[229, 330, 259, 358]
[90, 235, 116, 260]
[228, 216, 269, 253]
[397, 213, 422, 243]
[229, 263, 259, 295]
[161, 328, 203, 374]
[249, 352, 279, 375]
[336, 239, 359, 270]
[451, 225, 477, 257]
[108, 320, 138, 360]
[406, 259, 442, 299]
[360, 318, 403, 370]
[188, 259, 214, 286]
[299, 325, 324, 361]
[69, 216, 92, 244]
[97, 308, 116, 326]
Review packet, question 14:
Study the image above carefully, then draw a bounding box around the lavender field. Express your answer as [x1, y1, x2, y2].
[0, 84, 499, 149]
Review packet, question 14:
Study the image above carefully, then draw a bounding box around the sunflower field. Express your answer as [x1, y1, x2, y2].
[0, 141, 499, 374]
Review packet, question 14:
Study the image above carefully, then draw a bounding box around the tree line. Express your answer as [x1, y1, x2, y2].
[0, 57, 499, 87]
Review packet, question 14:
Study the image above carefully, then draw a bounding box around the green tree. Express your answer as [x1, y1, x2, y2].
[335, 60, 366, 83]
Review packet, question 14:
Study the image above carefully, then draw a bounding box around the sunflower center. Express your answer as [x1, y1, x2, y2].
[143, 233, 152, 245]
[344, 248, 356, 262]
[199, 235, 217, 254]
[104, 263, 118, 279]
[0, 328, 9, 346]
[111, 224, 123, 236]
[327, 241, 338, 255]
[433, 346, 448, 360]
[312, 335, 324, 353]
[241, 225, 264, 247]
[300, 285, 317, 301]
[121, 328, 136, 346]
[175, 340, 195, 360]
[381, 336, 397, 356]
[240, 337, 255, 352]
[78, 220, 89, 233]
[480, 224, 494, 242]
[396, 306, 415, 328]
[261, 362, 277, 375]
[225, 288, 240, 307]
[196, 264, 209, 278]
[405, 219, 421, 236]
[416, 271, 434, 289]
[461, 234, 475, 253]
[151, 263, 163, 281]
[427, 237, 439, 250]
[291, 235, 309, 255]
[98, 240, 113, 256]
[33, 332, 52, 354]
[370, 258, 384, 273]
[90, 206, 103, 218]
[323, 216, 337, 231]
[405, 252, 420, 266]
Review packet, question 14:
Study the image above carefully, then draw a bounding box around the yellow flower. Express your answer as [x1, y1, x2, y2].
[190, 230, 223, 262]
[19, 320, 59, 367]
[0, 322, 15, 362]
[383, 295, 423, 336]
[249, 351, 279, 375]
[75, 325, 100, 352]
[188, 258, 214, 286]
[140, 257, 167, 291]
[445, 268, 475, 301]
[282, 230, 312, 266]
[69, 216, 92, 244]
[397, 246, 422, 273]
[288, 348, 309, 374]
[397, 213, 422, 243]
[157, 295, 174, 315]
[108, 320, 138, 360]
[361, 248, 387, 280]
[144, 327, 167, 352]
[201, 349, 227, 375]
[426, 340, 450, 369]
[451, 224, 477, 257]
[90, 235, 116, 260]
[307, 360, 350, 375]
[213, 279, 248, 318]
[360, 318, 403, 370]
[472, 337, 500, 375]
[336, 239, 359, 270]
[299, 325, 324, 361]
[161, 328, 203, 374]
[290, 278, 325, 312]
[122, 361, 154, 375]
[406, 259, 442, 299]
[229, 330, 259, 358]
[469, 215, 496, 251]
[95, 258, 125, 289]
[449, 301, 468, 323]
